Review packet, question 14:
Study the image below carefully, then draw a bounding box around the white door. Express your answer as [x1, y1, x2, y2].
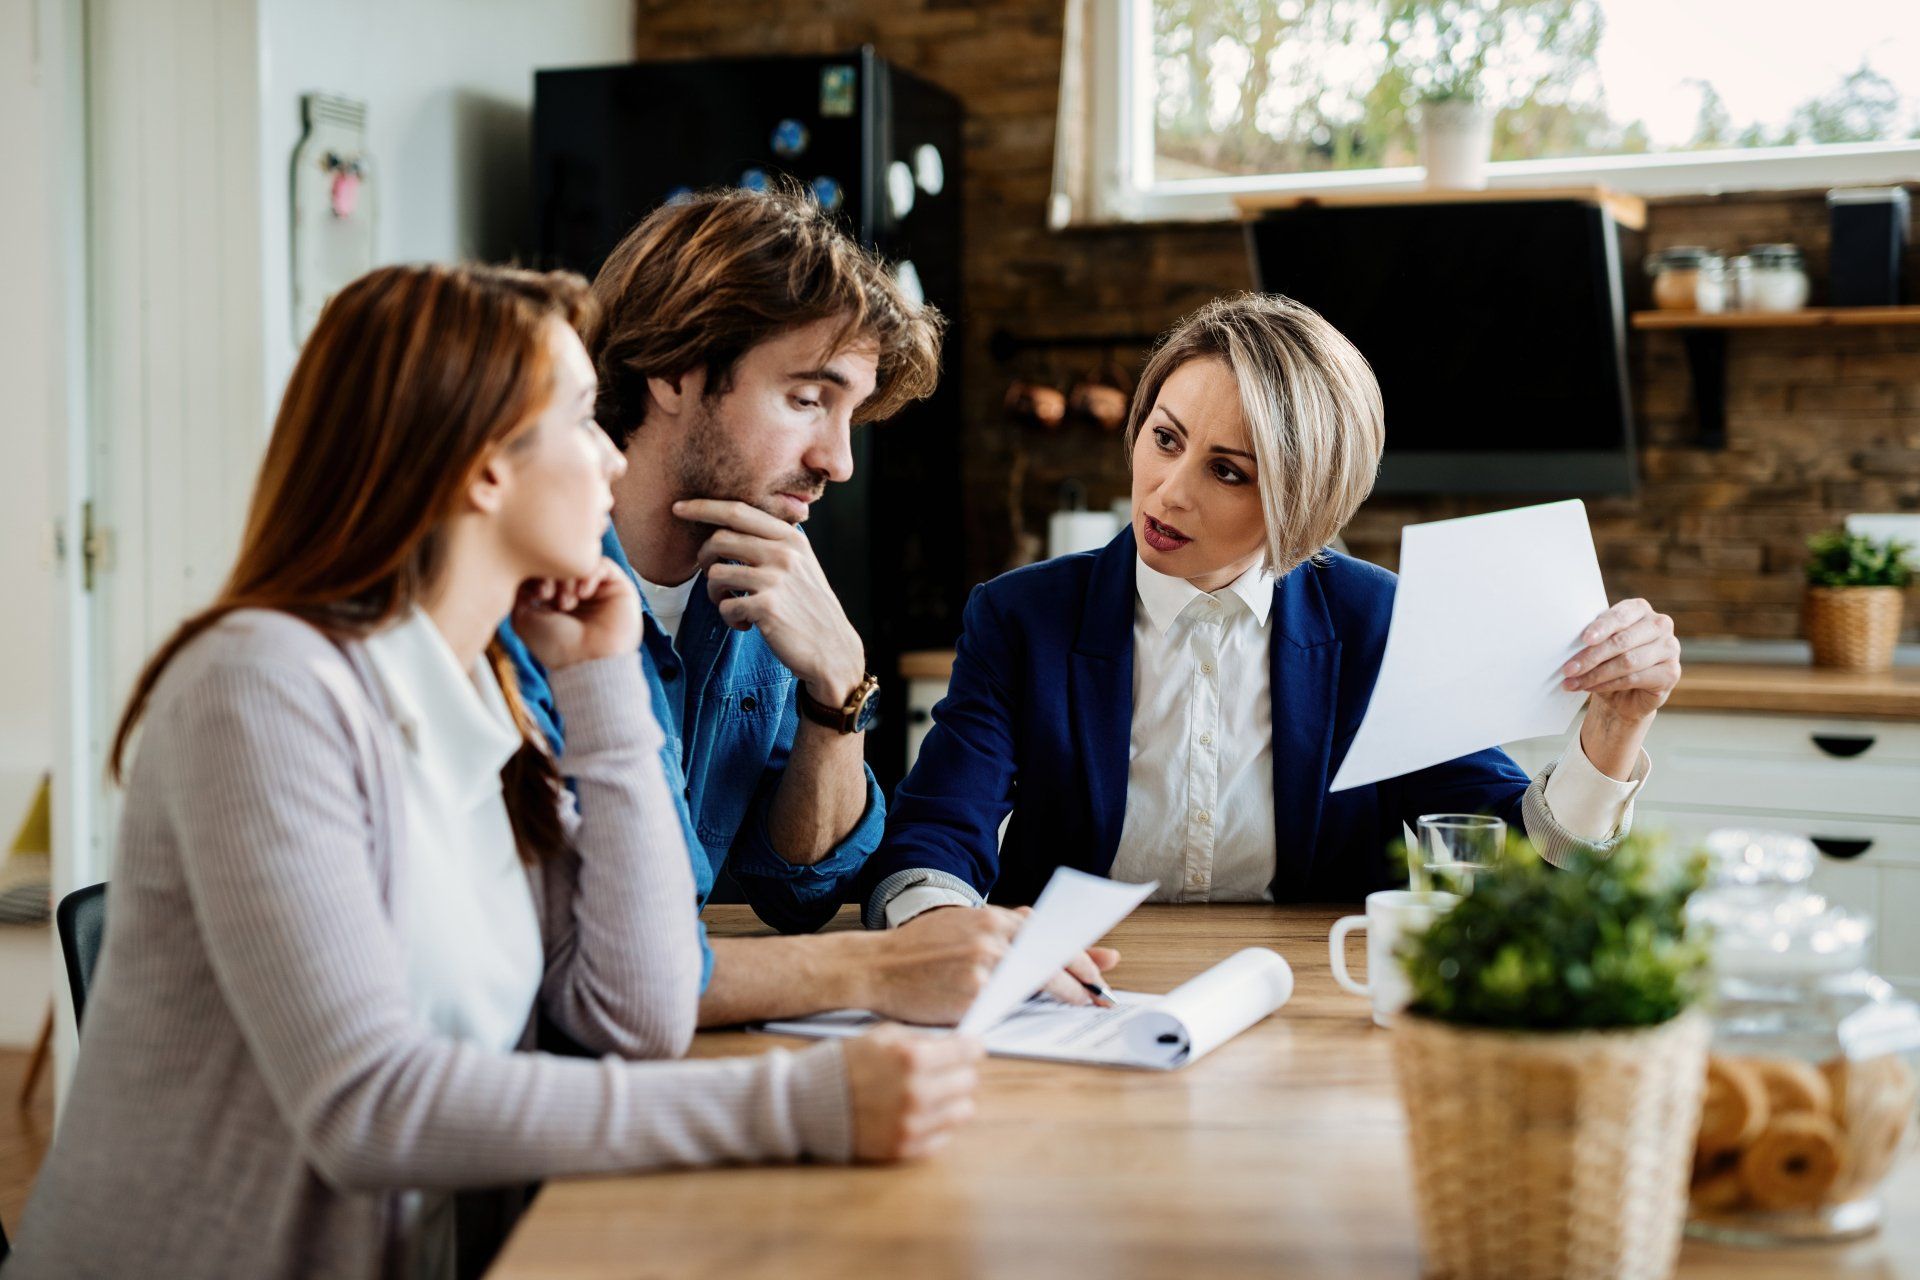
[20, 0, 270, 1099]
[5, 0, 98, 1090]
[83, 0, 269, 880]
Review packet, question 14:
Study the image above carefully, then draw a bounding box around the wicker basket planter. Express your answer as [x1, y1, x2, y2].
[1804, 586, 1904, 672]
[1392, 1010, 1710, 1280]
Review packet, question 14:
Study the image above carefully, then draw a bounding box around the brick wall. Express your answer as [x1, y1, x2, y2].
[631, 0, 1920, 643]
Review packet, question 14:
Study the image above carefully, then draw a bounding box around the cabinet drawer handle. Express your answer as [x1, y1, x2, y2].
[1811, 837, 1873, 860]
[1811, 734, 1875, 759]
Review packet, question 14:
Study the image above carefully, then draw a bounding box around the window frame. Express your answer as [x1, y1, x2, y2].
[1099, 0, 1920, 224]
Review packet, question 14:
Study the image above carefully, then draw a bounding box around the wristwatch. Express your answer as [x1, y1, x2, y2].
[797, 672, 882, 735]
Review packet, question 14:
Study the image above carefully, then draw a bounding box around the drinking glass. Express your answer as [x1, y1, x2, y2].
[1413, 813, 1506, 893]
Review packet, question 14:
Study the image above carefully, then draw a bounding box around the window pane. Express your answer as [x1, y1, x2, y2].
[1151, 0, 1920, 181]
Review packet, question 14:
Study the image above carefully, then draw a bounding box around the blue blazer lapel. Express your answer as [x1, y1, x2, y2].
[1070, 528, 1138, 873]
[1269, 562, 1341, 900]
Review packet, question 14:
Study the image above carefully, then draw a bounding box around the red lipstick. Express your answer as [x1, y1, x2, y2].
[1142, 514, 1192, 553]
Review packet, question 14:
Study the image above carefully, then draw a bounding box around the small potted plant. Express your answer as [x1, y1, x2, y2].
[1403, 4, 1498, 189]
[1803, 528, 1913, 672]
[1392, 836, 1712, 1280]
[1415, 85, 1492, 190]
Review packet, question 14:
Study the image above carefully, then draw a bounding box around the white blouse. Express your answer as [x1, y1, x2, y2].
[1110, 556, 1646, 902]
[1109, 557, 1283, 901]
[362, 608, 544, 1051]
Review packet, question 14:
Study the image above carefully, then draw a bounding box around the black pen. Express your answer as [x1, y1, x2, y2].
[1081, 978, 1117, 1008]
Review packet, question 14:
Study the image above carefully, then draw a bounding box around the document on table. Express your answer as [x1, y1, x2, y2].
[1329, 499, 1610, 793]
[757, 868, 1295, 1070]
[763, 948, 1294, 1069]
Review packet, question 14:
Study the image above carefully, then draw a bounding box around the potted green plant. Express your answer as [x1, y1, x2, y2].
[1803, 528, 1913, 672]
[1414, 85, 1491, 190]
[1398, 1, 1498, 188]
[1392, 836, 1712, 1280]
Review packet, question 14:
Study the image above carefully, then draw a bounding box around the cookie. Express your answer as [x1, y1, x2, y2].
[1824, 1053, 1915, 1128]
[1739, 1112, 1846, 1211]
[1689, 1150, 1747, 1213]
[1750, 1057, 1832, 1119]
[1830, 1055, 1917, 1194]
[1699, 1056, 1768, 1154]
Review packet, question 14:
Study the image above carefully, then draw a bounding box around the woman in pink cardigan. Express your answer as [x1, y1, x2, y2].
[11, 263, 979, 1279]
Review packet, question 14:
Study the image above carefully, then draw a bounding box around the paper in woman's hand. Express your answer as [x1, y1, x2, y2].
[1329, 499, 1609, 793]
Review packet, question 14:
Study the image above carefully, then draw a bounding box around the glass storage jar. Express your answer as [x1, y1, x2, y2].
[1685, 830, 1920, 1245]
[1646, 246, 1729, 313]
[1735, 244, 1810, 313]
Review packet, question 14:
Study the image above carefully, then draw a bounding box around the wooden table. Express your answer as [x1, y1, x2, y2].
[492, 906, 1920, 1279]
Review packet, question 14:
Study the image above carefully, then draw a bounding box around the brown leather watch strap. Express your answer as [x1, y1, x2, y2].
[796, 673, 879, 734]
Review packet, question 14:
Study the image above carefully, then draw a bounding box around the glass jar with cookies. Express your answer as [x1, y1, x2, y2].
[1685, 830, 1920, 1245]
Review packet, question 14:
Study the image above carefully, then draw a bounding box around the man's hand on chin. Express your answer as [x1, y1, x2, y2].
[677, 497, 865, 703]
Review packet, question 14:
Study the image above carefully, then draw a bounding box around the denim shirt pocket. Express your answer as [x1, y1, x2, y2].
[691, 670, 790, 849]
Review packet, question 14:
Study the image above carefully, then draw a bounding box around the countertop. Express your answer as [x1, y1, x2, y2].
[898, 646, 1920, 721]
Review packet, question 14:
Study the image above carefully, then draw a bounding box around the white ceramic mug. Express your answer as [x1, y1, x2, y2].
[1329, 889, 1459, 1028]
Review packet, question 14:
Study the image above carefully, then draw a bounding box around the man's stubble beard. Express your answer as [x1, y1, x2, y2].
[671, 395, 830, 524]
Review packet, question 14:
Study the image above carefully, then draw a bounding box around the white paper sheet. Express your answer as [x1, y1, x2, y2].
[757, 948, 1295, 1071]
[1329, 499, 1609, 792]
[956, 868, 1157, 1036]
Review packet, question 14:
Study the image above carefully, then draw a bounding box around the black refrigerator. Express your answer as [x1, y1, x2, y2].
[532, 48, 966, 795]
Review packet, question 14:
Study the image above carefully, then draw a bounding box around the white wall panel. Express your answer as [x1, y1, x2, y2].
[0, 0, 63, 807]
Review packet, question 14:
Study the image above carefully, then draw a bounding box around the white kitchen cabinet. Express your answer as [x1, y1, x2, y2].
[1881, 866, 1920, 989]
[1618, 711, 1920, 994]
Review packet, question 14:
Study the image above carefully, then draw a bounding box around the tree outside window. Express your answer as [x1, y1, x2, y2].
[1151, 0, 1920, 182]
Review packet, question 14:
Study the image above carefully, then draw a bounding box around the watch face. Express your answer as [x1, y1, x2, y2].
[853, 684, 882, 733]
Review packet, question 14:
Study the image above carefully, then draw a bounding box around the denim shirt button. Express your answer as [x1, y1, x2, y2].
[740, 694, 757, 712]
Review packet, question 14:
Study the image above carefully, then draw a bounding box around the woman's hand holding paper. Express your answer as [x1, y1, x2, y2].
[1562, 597, 1682, 780]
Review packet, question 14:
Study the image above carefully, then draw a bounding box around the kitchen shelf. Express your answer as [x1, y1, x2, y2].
[1632, 306, 1920, 330]
[1631, 306, 1920, 448]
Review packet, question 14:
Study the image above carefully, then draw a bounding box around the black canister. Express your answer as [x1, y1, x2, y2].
[1828, 187, 1910, 307]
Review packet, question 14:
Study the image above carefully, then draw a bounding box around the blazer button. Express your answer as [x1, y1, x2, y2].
[740, 694, 757, 712]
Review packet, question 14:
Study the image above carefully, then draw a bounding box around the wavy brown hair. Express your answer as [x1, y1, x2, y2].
[587, 180, 945, 450]
[109, 262, 595, 861]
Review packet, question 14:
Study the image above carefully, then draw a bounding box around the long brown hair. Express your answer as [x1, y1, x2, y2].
[587, 181, 945, 450]
[109, 262, 595, 861]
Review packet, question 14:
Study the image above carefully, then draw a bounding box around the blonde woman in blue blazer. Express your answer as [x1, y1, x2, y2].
[859, 294, 1681, 945]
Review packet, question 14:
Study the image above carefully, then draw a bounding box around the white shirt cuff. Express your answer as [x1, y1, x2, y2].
[1540, 739, 1651, 842]
[883, 885, 980, 928]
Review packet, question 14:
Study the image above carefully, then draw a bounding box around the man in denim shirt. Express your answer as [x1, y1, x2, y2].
[506, 186, 1071, 1027]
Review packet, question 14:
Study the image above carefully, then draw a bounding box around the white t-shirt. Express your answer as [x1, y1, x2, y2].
[636, 572, 699, 646]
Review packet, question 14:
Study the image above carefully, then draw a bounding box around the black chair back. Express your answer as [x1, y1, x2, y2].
[57, 881, 107, 1026]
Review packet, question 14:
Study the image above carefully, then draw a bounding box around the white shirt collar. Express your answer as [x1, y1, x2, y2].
[362, 607, 524, 807]
[1133, 555, 1277, 636]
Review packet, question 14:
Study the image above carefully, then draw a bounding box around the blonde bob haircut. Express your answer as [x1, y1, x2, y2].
[1124, 292, 1385, 577]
